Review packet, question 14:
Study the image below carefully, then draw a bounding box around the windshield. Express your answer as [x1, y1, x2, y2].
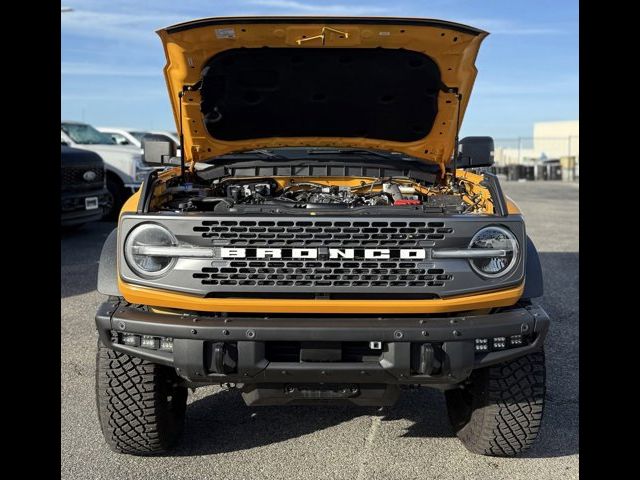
[61, 123, 115, 145]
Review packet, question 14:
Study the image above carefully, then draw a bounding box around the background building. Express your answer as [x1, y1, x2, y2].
[494, 120, 579, 165]
[493, 120, 579, 181]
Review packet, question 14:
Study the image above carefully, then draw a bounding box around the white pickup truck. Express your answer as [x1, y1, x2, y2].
[97, 127, 179, 150]
[61, 121, 157, 218]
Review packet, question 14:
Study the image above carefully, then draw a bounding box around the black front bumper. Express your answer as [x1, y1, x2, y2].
[61, 188, 110, 226]
[95, 301, 549, 390]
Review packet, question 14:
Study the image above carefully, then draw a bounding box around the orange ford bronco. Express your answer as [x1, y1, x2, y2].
[95, 16, 548, 457]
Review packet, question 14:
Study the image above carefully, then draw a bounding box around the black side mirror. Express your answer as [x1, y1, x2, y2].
[142, 134, 177, 165]
[457, 136, 494, 168]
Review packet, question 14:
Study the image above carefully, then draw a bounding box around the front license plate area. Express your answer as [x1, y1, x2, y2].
[85, 197, 98, 210]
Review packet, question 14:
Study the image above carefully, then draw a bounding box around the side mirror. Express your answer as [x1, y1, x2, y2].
[142, 134, 177, 165]
[457, 136, 494, 168]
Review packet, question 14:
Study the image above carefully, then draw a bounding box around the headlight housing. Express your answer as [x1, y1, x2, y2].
[468, 226, 519, 278]
[124, 223, 177, 278]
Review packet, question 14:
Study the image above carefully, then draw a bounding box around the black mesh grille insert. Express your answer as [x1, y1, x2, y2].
[61, 166, 104, 188]
[193, 220, 452, 247]
[193, 259, 452, 289]
[191, 219, 454, 292]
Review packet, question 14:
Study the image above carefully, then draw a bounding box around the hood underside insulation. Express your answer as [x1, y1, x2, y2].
[200, 48, 441, 142]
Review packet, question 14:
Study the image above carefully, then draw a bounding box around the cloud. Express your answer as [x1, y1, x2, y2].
[61, 62, 159, 77]
[61, 10, 186, 42]
[247, 0, 388, 15]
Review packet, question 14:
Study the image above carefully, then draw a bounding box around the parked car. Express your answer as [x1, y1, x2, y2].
[60, 146, 110, 226]
[61, 121, 157, 218]
[97, 127, 180, 151]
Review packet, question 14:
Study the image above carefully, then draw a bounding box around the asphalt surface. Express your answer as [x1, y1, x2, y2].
[61, 181, 579, 479]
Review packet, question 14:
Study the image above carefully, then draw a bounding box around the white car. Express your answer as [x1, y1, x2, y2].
[61, 121, 157, 218]
[97, 127, 180, 151]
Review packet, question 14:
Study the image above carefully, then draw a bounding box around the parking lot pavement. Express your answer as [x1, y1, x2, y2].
[61, 181, 578, 480]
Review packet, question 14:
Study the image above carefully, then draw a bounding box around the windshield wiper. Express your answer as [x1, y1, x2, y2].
[231, 149, 289, 160]
[206, 149, 290, 162]
[307, 148, 399, 160]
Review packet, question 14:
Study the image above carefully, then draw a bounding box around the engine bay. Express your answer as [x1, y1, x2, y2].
[151, 173, 492, 215]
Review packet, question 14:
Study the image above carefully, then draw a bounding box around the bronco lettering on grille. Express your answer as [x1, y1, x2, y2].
[219, 248, 426, 259]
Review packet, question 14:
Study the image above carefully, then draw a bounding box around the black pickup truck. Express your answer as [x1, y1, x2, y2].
[61, 145, 111, 226]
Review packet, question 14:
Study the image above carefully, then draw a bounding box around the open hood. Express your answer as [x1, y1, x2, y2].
[157, 17, 488, 167]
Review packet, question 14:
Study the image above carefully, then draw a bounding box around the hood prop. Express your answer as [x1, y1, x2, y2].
[177, 90, 186, 182]
[451, 91, 462, 182]
[178, 81, 203, 183]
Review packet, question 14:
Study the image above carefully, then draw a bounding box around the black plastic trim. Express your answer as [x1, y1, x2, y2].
[95, 301, 549, 385]
[97, 228, 120, 296]
[196, 155, 441, 181]
[136, 169, 159, 214]
[162, 16, 486, 36]
[522, 236, 544, 299]
[480, 172, 507, 216]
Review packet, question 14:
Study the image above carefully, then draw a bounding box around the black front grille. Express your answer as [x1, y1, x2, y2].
[191, 219, 454, 292]
[193, 260, 452, 289]
[193, 220, 453, 247]
[61, 166, 104, 188]
[120, 214, 526, 298]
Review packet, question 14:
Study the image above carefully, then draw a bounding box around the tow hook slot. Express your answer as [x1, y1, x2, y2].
[411, 343, 440, 375]
[206, 342, 238, 374]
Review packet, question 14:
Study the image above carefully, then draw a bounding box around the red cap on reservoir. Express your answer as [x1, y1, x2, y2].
[393, 199, 422, 206]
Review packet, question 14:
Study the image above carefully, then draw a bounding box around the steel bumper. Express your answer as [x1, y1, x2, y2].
[95, 301, 549, 388]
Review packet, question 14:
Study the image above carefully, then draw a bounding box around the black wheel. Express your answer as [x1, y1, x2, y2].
[95, 342, 187, 455]
[445, 350, 546, 457]
[104, 176, 125, 221]
[61, 223, 85, 232]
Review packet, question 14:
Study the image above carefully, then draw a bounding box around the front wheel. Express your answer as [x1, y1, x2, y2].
[95, 343, 187, 455]
[445, 350, 546, 457]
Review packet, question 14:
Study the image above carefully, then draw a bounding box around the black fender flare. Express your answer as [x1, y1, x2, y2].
[97, 228, 121, 297]
[522, 235, 544, 299]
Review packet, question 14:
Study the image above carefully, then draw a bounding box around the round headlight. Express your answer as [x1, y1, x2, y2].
[468, 226, 519, 278]
[124, 223, 177, 278]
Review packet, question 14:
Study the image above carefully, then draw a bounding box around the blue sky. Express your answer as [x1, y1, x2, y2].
[61, 0, 578, 139]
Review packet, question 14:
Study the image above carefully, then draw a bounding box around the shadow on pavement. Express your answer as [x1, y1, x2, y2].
[175, 389, 365, 456]
[171, 387, 452, 457]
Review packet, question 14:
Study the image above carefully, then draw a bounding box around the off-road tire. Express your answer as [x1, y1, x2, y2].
[445, 350, 545, 457]
[96, 342, 187, 455]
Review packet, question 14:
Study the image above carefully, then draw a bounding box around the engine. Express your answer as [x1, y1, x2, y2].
[154, 175, 489, 214]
